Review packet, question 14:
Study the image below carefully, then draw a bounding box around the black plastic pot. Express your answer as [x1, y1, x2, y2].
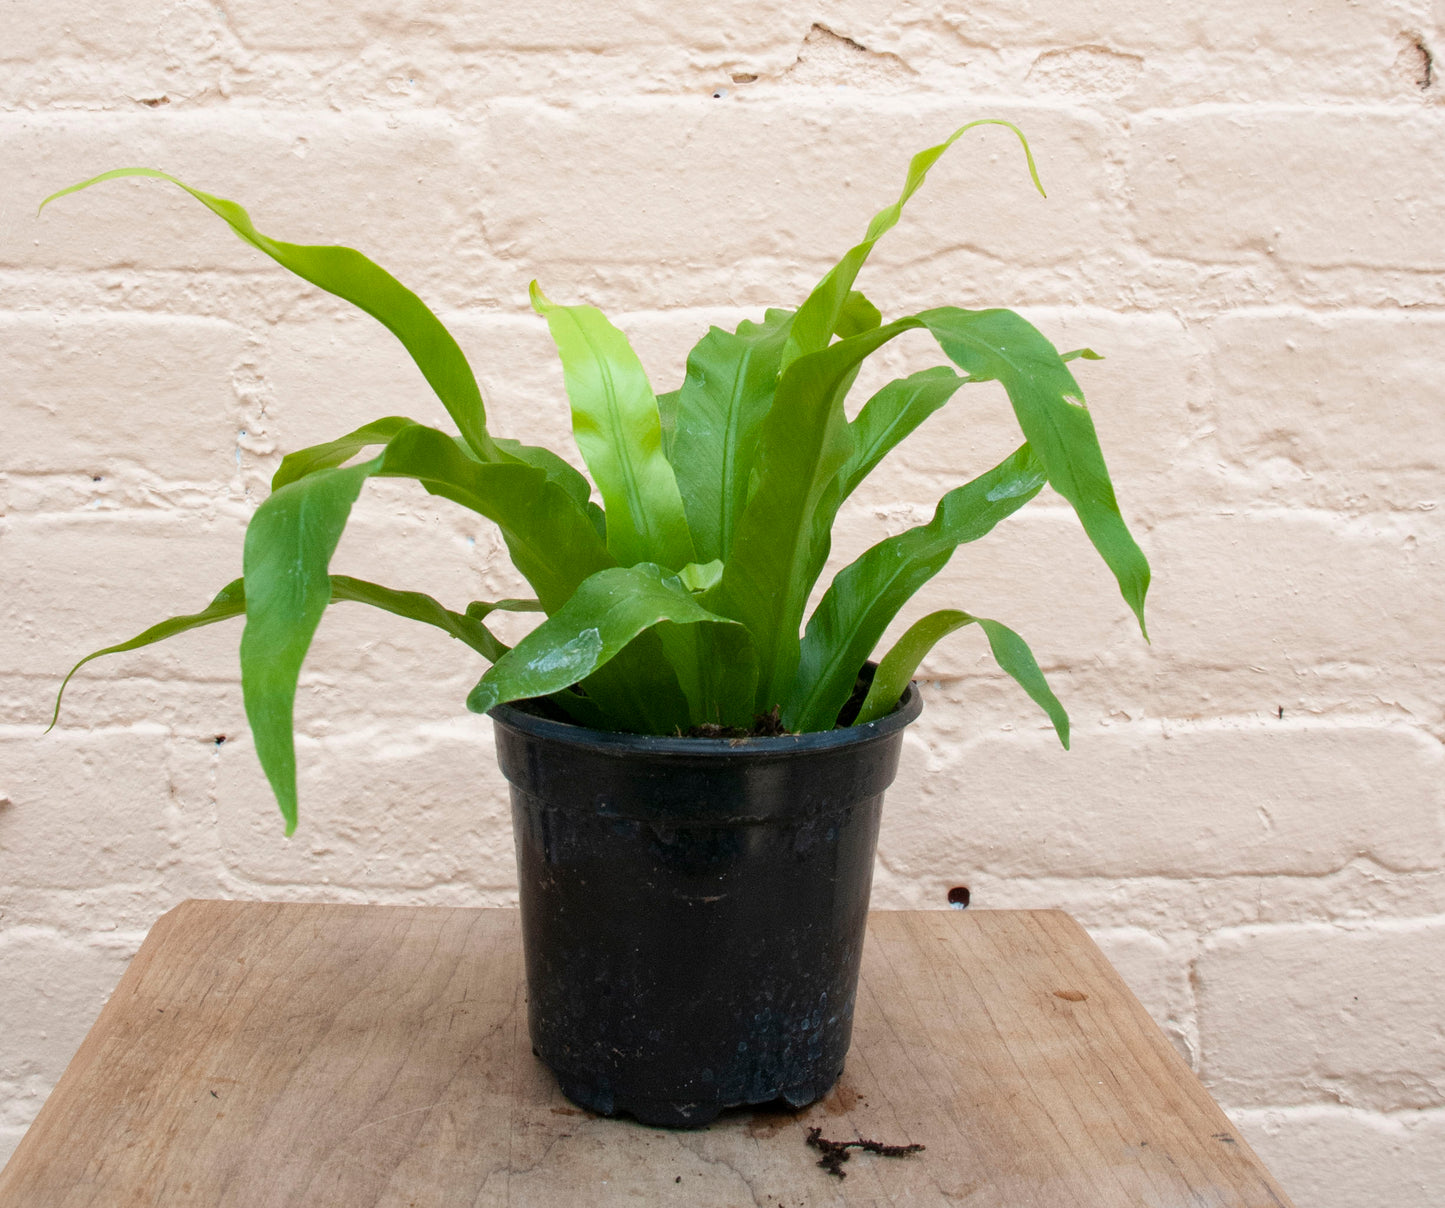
[489, 681, 922, 1127]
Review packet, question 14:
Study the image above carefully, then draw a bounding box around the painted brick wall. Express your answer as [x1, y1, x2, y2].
[2, 3, 1442, 1202]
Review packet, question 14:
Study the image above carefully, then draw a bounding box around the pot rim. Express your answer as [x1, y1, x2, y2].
[489, 678, 923, 761]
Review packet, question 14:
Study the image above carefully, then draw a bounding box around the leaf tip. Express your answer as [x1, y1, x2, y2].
[1131, 593, 1151, 644]
[527, 279, 552, 314]
[466, 678, 500, 715]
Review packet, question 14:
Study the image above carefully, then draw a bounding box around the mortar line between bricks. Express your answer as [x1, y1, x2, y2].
[970, 858, 1445, 885]
[1229, 1104, 1445, 1122]
[9, 296, 1445, 318]
[1205, 913, 1445, 941]
[1132, 100, 1443, 120]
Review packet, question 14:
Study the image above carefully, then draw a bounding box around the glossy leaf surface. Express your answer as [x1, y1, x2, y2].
[466, 564, 752, 722]
[713, 323, 932, 711]
[239, 461, 377, 833]
[371, 423, 613, 612]
[237, 419, 615, 830]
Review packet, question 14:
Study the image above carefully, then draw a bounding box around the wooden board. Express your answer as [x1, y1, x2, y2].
[0, 903, 1294, 1207]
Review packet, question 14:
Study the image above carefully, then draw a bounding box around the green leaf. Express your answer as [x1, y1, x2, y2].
[40, 170, 506, 462]
[466, 564, 753, 725]
[715, 314, 974, 713]
[328, 576, 510, 662]
[788, 443, 1047, 731]
[782, 120, 1043, 368]
[272, 417, 416, 490]
[833, 290, 884, 339]
[840, 367, 967, 501]
[48, 575, 511, 734]
[767, 305, 1149, 676]
[676, 560, 724, 593]
[237, 420, 616, 831]
[714, 326, 936, 712]
[653, 621, 759, 730]
[656, 388, 681, 460]
[491, 437, 597, 511]
[465, 596, 543, 621]
[48, 578, 247, 731]
[668, 294, 882, 566]
[373, 423, 613, 613]
[668, 308, 794, 563]
[375, 426, 684, 732]
[915, 307, 1150, 637]
[856, 609, 1068, 747]
[530, 282, 695, 570]
[240, 460, 379, 834]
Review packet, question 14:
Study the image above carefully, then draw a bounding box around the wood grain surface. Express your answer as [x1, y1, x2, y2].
[0, 903, 1295, 1207]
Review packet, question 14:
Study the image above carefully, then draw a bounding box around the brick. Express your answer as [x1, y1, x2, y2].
[943, 0, 1426, 57]
[1232, 1106, 1445, 1208]
[879, 721, 1444, 879]
[3, 111, 478, 291]
[298, 490, 533, 703]
[482, 99, 1123, 286]
[0, 512, 248, 683]
[4, 313, 246, 483]
[0, 1125, 24, 1172]
[220, 0, 799, 52]
[0, 727, 173, 889]
[874, 857, 1445, 939]
[0, 928, 134, 1082]
[1141, 510, 1445, 670]
[214, 721, 514, 888]
[1088, 927, 1196, 1062]
[1198, 920, 1445, 1109]
[260, 314, 463, 460]
[822, 503, 1153, 681]
[845, 308, 1213, 517]
[1131, 110, 1445, 270]
[0, 0, 158, 62]
[1204, 309, 1445, 511]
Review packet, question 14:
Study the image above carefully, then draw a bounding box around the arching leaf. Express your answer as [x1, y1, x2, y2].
[856, 609, 1068, 748]
[782, 120, 1043, 368]
[40, 170, 505, 462]
[789, 444, 1046, 731]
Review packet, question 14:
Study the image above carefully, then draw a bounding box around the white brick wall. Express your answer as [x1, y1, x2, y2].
[1, 3, 1441, 1202]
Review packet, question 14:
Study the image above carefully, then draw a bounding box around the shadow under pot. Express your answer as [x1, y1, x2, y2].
[489, 677, 922, 1128]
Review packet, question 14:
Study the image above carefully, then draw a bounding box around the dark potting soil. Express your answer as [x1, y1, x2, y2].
[680, 667, 880, 739]
[680, 705, 789, 739]
[805, 1126, 926, 1179]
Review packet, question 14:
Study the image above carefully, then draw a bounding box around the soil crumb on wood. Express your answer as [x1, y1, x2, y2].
[681, 705, 789, 739]
[806, 1126, 925, 1179]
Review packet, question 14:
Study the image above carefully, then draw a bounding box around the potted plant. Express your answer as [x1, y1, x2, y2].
[43, 120, 1149, 1127]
